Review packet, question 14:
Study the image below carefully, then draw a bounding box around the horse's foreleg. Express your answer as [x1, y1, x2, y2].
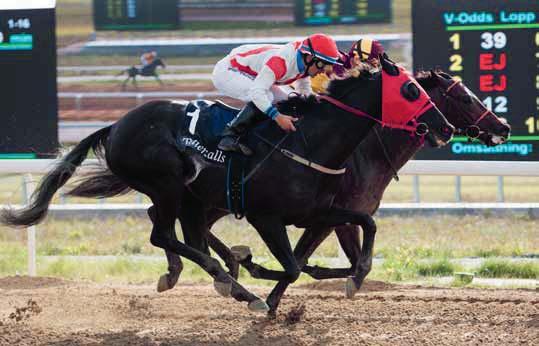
[302, 224, 360, 280]
[299, 208, 376, 297]
[247, 214, 301, 285]
[122, 76, 130, 90]
[265, 226, 334, 315]
[347, 220, 376, 298]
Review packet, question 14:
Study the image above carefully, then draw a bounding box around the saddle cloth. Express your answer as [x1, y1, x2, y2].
[176, 99, 250, 218]
[178, 99, 240, 164]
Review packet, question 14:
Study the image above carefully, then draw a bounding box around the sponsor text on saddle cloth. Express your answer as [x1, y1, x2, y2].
[178, 100, 242, 164]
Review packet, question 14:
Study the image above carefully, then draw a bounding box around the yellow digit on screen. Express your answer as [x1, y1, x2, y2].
[449, 33, 460, 50]
[449, 54, 463, 72]
[525, 117, 536, 134]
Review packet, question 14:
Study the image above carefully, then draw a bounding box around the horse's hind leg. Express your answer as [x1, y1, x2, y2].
[150, 189, 268, 312]
[176, 195, 267, 311]
[148, 206, 183, 293]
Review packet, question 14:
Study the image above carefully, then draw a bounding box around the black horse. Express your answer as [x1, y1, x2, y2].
[200, 70, 512, 313]
[118, 58, 166, 90]
[144, 69, 510, 314]
[1, 56, 454, 314]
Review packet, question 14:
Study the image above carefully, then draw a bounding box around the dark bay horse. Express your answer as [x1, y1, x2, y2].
[1, 57, 454, 314]
[148, 70, 510, 313]
[119, 58, 166, 90]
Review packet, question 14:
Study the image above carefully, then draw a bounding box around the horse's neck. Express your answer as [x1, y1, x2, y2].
[298, 90, 380, 169]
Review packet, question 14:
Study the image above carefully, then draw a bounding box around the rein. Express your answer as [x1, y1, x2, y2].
[317, 94, 432, 135]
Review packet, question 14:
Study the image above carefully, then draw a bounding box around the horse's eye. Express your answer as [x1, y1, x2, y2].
[401, 82, 420, 101]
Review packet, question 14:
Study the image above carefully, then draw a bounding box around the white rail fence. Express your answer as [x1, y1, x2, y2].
[1, 160, 539, 276]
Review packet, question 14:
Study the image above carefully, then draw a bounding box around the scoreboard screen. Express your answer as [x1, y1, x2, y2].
[413, 0, 539, 161]
[295, 0, 391, 26]
[0, 1, 58, 159]
[93, 0, 179, 31]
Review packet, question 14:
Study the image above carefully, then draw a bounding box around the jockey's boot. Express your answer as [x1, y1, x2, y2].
[218, 102, 266, 156]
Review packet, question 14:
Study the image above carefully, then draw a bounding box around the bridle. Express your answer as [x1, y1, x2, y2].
[442, 79, 502, 140]
[317, 94, 432, 136]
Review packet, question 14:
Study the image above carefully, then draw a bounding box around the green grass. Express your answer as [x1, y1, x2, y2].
[416, 258, 459, 277]
[477, 259, 538, 279]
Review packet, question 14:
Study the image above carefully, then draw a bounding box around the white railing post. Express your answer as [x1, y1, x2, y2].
[497, 176, 505, 202]
[23, 173, 37, 277]
[455, 176, 462, 202]
[412, 175, 420, 203]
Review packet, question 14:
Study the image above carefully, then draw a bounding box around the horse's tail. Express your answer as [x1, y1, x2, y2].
[0, 126, 112, 227]
[116, 69, 127, 77]
[64, 165, 132, 199]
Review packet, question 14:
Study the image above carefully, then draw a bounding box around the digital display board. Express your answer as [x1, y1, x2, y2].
[93, 0, 179, 30]
[295, 0, 391, 26]
[413, 0, 539, 161]
[0, 1, 58, 159]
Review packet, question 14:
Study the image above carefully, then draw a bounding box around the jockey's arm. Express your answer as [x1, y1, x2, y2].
[248, 65, 281, 119]
[249, 64, 297, 131]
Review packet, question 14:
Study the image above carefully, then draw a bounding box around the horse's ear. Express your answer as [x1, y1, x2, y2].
[430, 69, 440, 80]
[380, 53, 399, 76]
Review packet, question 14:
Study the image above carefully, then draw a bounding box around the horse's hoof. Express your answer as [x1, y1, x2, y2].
[230, 245, 252, 262]
[248, 298, 270, 313]
[213, 280, 232, 297]
[345, 276, 359, 299]
[157, 274, 170, 293]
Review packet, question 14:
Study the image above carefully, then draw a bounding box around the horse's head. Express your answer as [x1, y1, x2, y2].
[417, 71, 511, 146]
[378, 55, 454, 147]
[155, 58, 166, 68]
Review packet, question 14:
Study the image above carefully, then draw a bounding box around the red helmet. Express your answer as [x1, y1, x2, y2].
[300, 33, 341, 65]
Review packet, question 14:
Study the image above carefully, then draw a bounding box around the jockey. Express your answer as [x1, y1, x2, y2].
[212, 33, 342, 155]
[140, 51, 157, 67]
[311, 38, 385, 94]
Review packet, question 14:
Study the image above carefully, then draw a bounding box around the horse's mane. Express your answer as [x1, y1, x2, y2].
[326, 63, 379, 96]
[277, 63, 379, 116]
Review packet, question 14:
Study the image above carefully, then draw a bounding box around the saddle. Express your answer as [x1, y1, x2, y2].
[177, 99, 251, 218]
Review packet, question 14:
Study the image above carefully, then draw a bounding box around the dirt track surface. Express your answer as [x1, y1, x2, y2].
[0, 277, 537, 346]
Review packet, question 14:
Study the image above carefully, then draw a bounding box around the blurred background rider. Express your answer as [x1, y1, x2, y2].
[212, 33, 342, 155]
[140, 51, 158, 72]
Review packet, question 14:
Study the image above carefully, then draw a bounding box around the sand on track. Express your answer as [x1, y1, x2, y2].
[0, 276, 537, 345]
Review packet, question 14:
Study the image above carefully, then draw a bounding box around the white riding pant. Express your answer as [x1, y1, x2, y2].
[212, 57, 294, 108]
